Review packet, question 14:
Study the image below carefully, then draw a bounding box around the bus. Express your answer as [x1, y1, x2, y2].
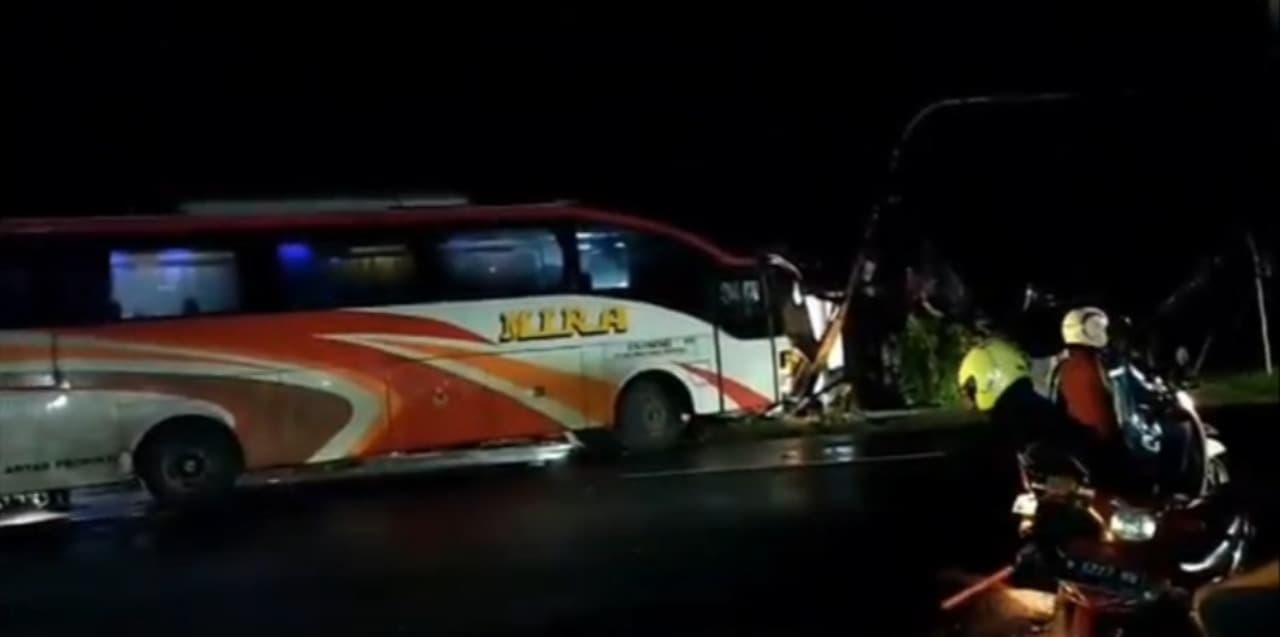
[0, 202, 807, 508]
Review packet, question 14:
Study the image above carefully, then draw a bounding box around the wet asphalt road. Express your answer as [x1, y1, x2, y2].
[2, 405, 1275, 637]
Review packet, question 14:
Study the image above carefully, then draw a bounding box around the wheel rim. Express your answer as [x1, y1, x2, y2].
[163, 449, 210, 490]
[642, 397, 669, 437]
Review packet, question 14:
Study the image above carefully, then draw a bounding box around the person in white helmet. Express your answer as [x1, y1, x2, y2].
[1055, 306, 1118, 441]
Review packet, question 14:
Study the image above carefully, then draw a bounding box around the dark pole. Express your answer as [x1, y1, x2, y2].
[1245, 232, 1273, 375]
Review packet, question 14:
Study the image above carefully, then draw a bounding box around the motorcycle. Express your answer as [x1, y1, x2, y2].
[1011, 366, 1251, 636]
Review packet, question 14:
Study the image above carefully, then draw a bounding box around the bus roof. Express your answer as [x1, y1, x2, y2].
[0, 203, 754, 266]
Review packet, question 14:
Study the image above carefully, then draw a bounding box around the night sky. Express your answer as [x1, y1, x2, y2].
[7, 5, 1275, 305]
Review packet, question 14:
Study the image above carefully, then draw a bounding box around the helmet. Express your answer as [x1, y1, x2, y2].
[957, 338, 1031, 411]
[1062, 307, 1109, 348]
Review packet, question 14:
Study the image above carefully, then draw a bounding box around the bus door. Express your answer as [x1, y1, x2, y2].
[712, 271, 781, 411]
[760, 256, 818, 399]
[0, 246, 56, 392]
[0, 356, 125, 495]
[0, 326, 62, 495]
[1, 241, 128, 494]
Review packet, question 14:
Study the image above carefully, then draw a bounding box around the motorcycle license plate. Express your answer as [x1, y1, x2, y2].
[1063, 557, 1145, 590]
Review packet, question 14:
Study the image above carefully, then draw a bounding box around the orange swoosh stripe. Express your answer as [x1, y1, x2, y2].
[376, 340, 617, 426]
[678, 364, 771, 412]
[0, 345, 52, 364]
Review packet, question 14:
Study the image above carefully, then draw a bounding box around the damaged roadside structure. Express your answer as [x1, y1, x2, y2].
[785, 93, 1273, 416]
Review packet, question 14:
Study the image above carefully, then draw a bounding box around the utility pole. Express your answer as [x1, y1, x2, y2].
[1245, 232, 1273, 375]
[1273, 0, 1280, 61]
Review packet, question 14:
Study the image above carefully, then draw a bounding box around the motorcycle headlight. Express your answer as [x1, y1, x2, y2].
[1109, 508, 1158, 542]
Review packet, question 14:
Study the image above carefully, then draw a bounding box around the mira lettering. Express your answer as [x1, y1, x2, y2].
[499, 307, 628, 342]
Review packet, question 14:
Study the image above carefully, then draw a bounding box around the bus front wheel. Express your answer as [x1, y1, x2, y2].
[615, 377, 689, 453]
[135, 419, 243, 508]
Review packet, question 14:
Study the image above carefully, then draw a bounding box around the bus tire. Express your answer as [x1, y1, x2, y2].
[135, 419, 243, 509]
[615, 376, 689, 453]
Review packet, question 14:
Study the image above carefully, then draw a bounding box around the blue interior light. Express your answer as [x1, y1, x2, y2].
[277, 242, 314, 266]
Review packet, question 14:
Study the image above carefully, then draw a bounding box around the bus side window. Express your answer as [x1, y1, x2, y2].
[576, 226, 713, 318]
[575, 229, 632, 292]
[429, 228, 566, 301]
[717, 278, 771, 339]
[0, 246, 38, 329]
[274, 240, 420, 310]
[32, 242, 115, 327]
[0, 242, 111, 328]
[108, 247, 242, 320]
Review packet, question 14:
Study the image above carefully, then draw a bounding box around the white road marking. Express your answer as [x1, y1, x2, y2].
[621, 450, 946, 479]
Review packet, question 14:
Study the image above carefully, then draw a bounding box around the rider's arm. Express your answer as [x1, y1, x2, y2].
[989, 379, 1118, 479]
[992, 379, 1088, 446]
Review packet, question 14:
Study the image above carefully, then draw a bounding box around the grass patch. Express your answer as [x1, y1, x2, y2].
[1195, 371, 1279, 406]
[714, 371, 1277, 446]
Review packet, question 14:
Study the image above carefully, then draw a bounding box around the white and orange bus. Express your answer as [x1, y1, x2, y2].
[0, 201, 808, 507]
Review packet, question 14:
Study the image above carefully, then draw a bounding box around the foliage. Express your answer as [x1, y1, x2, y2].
[1194, 371, 1278, 406]
[896, 313, 977, 407]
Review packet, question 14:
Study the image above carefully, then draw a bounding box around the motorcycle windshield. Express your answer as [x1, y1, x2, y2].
[1108, 364, 1207, 497]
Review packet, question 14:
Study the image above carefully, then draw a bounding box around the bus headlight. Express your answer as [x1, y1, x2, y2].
[1109, 508, 1158, 542]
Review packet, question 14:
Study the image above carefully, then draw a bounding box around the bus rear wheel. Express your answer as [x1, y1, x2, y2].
[615, 377, 688, 453]
[136, 420, 242, 508]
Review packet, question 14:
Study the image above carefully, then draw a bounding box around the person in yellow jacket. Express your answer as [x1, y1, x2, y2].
[956, 338, 1122, 483]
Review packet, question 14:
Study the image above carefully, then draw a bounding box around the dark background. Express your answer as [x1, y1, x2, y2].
[6, 5, 1276, 304]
